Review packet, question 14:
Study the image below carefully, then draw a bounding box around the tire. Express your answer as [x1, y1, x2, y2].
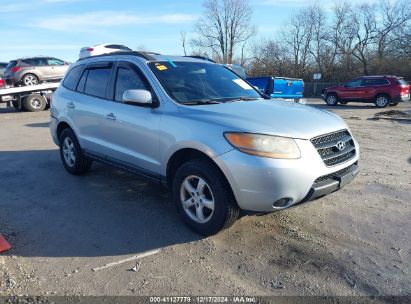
[172, 159, 240, 236]
[325, 93, 338, 106]
[59, 129, 92, 175]
[374, 95, 390, 108]
[24, 94, 47, 112]
[22, 74, 39, 86]
[390, 102, 398, 106]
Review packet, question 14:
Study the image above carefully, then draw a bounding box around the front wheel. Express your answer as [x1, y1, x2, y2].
[59, 129, 92, 175]
[172, 159, 239, 236]
[325, 94, 338, 106]
[374, 95, 390, 108]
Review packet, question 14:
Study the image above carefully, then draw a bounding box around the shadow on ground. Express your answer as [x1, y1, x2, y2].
[0, 149, 200, 258]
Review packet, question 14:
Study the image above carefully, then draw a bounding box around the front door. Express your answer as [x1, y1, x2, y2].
[340, 78, 363, 101]
[99, 61, 162, 176]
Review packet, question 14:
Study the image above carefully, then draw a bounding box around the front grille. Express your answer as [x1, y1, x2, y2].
[314, 162, 357, 184]
[311, 129, 356, 166]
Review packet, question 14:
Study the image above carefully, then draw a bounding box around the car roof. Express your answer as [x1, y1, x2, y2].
[76, 51, 215, 64]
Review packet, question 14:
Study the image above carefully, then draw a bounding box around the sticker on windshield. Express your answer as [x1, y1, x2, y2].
[233, 79, 253, 90]
[155, 63, 168, 71]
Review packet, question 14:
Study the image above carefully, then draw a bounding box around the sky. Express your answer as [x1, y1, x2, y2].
[0, 0, 369, 62]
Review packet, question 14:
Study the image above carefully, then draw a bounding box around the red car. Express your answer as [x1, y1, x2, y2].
[323, 75, 410, 108]
[0, 77, 5, 88]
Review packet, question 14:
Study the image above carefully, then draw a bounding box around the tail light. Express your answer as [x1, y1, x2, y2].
[0, 78, 4, 87]
[11, 66, 21, 73]
[87, 48, 94, 52]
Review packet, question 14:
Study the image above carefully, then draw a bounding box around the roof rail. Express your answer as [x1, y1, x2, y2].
[183, 55, 216, 63]
[77, 51, 161, 62]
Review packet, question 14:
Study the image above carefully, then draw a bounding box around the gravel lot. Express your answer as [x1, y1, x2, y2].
[0, 99, 410, 297]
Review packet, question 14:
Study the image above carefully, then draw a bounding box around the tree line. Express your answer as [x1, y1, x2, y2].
[183, 0, 411, 82]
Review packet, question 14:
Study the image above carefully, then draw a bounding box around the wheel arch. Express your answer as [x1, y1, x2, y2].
[56, 120, 76, 145]
[165, 148, 234, 196]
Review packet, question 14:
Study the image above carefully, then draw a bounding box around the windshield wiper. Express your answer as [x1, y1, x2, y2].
[224, 96, 259, 102]
[181, 99, 221, 105]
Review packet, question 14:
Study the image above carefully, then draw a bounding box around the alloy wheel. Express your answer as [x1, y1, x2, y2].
[180, 175, 215, 224]
[62, 137, 76, 167]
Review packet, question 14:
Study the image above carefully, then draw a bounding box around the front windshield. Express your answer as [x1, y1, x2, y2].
[149, 61, 260, 104]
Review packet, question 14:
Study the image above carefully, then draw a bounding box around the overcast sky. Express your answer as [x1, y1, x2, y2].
[0, 0, 369, 62]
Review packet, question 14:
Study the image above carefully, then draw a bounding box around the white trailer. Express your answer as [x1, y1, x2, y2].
[0, 82, 60, 112]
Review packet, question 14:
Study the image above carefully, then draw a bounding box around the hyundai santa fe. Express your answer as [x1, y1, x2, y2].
[50, 52, 359, 235]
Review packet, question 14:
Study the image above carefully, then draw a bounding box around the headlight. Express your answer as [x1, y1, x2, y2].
[224, 132, 300, 159]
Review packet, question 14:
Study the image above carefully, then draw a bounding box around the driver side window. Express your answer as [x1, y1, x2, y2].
[345, 79, 362, 88]
[114, 67, 149, 102]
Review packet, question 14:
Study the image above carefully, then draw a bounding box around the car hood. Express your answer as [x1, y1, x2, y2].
[179, 99, 348, 140]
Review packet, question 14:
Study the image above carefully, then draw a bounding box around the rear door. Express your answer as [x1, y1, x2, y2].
[98, 60, 162, 176]
[64, 61, 115, 155]
[33, 58, 50, 80]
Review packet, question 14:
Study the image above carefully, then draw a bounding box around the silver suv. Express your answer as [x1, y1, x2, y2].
[50, 52, 359, 235]
[5, 57, 69, 86]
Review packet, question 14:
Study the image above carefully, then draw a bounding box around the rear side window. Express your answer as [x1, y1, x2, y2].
[362, 78, 389, 86]
[84, 68, 111, 99]
[62, 65, 84, 90]
[114, 68, 149, 101]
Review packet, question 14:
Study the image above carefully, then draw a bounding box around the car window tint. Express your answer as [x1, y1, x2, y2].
[84, 68, 111, 98]
[346, 79, 362, 88]
[48, 58, 64, 66]
[114, 67, 148, 101]
[36, 58, 48, 66]
[62, 65, 84, 90]
[76, 70, 88, 92]
[21, 59, 33, 66]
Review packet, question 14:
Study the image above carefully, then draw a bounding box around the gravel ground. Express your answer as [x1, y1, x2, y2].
[0, 99, 410, 298]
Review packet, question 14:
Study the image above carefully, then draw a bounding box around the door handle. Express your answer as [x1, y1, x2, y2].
[105, 113, 116, 120]
[67, 102, 75, 109]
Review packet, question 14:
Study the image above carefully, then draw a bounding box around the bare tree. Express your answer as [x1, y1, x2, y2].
[192, 0, 256, 64]
[180, 31, 188, 56]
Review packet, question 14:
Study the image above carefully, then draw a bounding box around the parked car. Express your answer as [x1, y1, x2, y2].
[4, 57, 69, 86]
[50, 52, 359, 235]
[247, 76, 304, 102]
[0, 62, 8, 78]
[79, 43, 132, 59]
[322, 75, 410, 108]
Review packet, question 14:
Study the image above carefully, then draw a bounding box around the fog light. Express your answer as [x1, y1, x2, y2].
[273, 198, 291, 209]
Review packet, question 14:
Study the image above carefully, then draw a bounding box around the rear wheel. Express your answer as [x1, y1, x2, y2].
[172, 159, 239, 236]
[22, 74, 39, 86]
[24, 94, 47, 112]
[59, 129, 92, 175]
[325, 93, 338, 106]
[374, 95, 390, 108]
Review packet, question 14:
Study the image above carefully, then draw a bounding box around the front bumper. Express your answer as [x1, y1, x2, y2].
[213, 138, 359, 212]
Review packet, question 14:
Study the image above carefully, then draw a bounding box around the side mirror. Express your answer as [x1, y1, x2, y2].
[122, 89, 152, 106]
